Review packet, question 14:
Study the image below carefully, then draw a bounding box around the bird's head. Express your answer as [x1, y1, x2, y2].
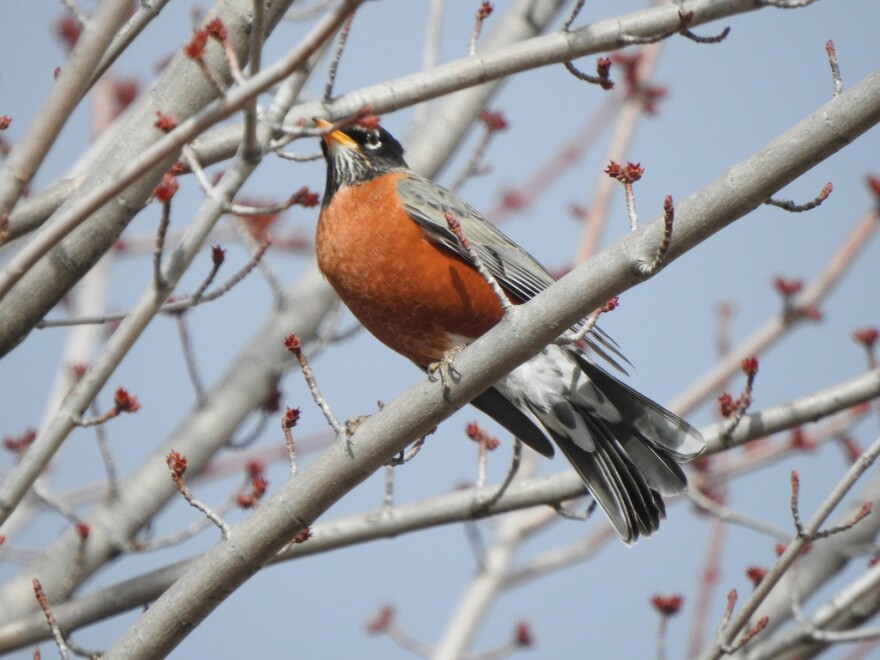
[314, 118, 408, 204]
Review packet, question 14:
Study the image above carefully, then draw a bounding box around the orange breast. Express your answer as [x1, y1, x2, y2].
[316, 172, 505, 366]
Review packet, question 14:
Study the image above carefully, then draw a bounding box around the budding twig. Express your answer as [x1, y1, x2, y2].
[765, 182, 832, 212]
[467, 422, 500, 489]
[281, 407, 301, 477]
[469, 2, 493, 55]
[635, 195, 674, 276]
[152, 188, 174, 291]
[562, 58, 614, 90]
[72, 387, 141, 427]
[284, 334, 347, 438]
[719, 358, 759, 441]
[323, 13, 355, 100]
[33, 578, 69, 660]
[184, 30, 228, 96]
[556, 297, 618, 345]
[719, 616, 769, 654]
[826, 40, 842, 97]
[444, 211, 512, 314]
[166, 451, 231, 539]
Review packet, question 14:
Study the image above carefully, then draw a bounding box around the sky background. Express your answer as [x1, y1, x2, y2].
[1, 1, 879, 658]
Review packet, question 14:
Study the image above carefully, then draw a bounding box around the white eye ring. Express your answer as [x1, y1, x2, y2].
[364, 132, 381, 149]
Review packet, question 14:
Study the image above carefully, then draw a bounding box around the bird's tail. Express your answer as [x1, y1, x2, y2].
[558, 355, 704, 542]
[485, 348, 704, 544]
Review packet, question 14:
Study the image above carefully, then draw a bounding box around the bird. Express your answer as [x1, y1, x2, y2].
[313, 117, 705, 543]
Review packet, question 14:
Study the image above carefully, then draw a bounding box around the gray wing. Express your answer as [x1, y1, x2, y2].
[397, 174, 555, 303]
[396, 174, 626, 370]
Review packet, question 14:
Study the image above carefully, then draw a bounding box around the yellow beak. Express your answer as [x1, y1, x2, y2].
[313, 117, 357, 148]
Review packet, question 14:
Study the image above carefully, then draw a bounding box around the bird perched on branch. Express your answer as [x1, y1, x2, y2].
[314, 117, 704, 543]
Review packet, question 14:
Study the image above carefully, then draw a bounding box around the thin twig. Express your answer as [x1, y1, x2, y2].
[677, 10, 731, 44]
[191, 52, 229, 97]
[765, 182, 833, 212]
[231, 218, 287, 304]
[89, 400, 119, 500]
[381, 433, 429, 511]
[720, 616, 769, 654]
[167, 451, 231, 539]
[173, 312, 206, 403]
[191, 245, 225, 302]
[131, 495, 239, 552]
[72, 387, 140, 427]
[468, 2, 493, 55]
[635, 194, 674, 276]
[556, 297, 618, 345]
[33, 579, 69, 660]
[790, 470, 804, 535]
[689, 487, 790, 541]
[444, 211, 512, 313]
[605, 160, 643, 230]
[386, 435, 428, 467]
[562, 0, 587, 31]
[657, 612, 670, 660]
[478, 439, 522, 510]
[553, 498, 597, 521]
[152, 200, 172, 291]
[284, 334, 347, 438]
[323, 13, 355, 100]
[826, 40, 842, 97]
[281, 407, 301, 477]
[563, 58, 614, 90]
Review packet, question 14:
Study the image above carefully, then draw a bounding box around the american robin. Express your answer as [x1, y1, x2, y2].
[314, 118, 704, 543]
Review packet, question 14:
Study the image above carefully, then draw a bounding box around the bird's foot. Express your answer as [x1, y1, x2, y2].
[345, 414, 371, 435]
[427, 345, 466, 401]
[345, 401, 384, 435]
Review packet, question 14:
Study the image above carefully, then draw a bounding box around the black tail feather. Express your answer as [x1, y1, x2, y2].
[480, 350, 704, 543]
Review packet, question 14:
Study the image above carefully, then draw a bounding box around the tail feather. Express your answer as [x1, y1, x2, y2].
[575, 354, 704, 462]
[489, 346, 705, 543]
[552, 427, 665, 542]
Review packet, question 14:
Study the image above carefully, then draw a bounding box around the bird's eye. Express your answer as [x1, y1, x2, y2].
[364, 132, 381, 149]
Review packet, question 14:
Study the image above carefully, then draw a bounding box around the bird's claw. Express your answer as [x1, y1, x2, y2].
[428, 345, 466, 401]
[345, 413, 372, 435]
